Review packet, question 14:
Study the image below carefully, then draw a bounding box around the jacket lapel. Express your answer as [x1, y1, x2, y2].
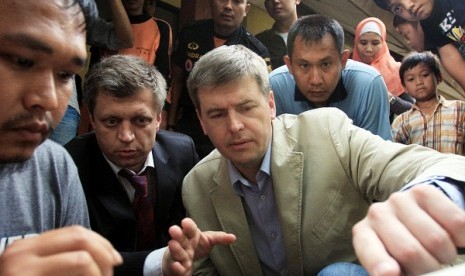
[271, 119, 304, 275]
[152, 144, 176, 221]
[211, 158, 263, 276]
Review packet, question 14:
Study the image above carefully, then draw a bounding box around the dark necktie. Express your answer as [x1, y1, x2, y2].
[119, 169, 155, 251]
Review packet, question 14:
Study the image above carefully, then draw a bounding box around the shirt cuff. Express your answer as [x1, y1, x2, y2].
[401, 176, 465, 210]
[144, 247, 167, 276]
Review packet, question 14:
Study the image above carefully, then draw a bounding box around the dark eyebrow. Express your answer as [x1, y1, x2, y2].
[1, 34, 86, 67]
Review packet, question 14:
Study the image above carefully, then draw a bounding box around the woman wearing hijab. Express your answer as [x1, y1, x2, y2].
[353, 17, 414, 118]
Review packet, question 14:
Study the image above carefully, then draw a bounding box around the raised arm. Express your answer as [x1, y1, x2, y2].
[438, 43, 465, 98]
[107, 0, 134, 48]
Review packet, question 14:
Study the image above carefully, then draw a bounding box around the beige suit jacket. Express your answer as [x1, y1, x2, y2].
[182, 108, 465, 275]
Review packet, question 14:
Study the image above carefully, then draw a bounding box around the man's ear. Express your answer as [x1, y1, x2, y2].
[341, 49, 351, 69]
[284, 55, 293, 75]
[89, 111, 96, 130]
[244, 2, 251, 16]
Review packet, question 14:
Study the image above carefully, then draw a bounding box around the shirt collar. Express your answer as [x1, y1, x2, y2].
[294, 77, 347, 107]
[105, 152, 155, 176]
[229, 140, 272, 196]
[412, 95, 446, 111]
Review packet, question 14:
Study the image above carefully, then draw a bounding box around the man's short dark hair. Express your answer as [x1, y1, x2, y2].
[399, 52, 442, 86]
[287, 14, 345, 58]
[74, 0, 99, 30]
[84, 55, 167, 115]
[372, 0, 389, 11]
[392, 14, 410, 28]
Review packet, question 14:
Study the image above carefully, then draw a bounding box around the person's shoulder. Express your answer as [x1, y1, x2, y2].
[184, 150, 223, 177]
[156, 130, 195, 146]
[37, 140, 73, 160]
[442, 99, 465, 109]
[153, 17, 172, 31]
[255, 28, 274, 40]
[239, 26, 269, 54]
[392, 109, 413, 126]
[276, 107, 349, 126]
[269, 65, 291, 79]
[34, 140, 78, 174]
[155, 130, 198, 160]
[64, 132, 96, 151]
[343, 59, 381, 78]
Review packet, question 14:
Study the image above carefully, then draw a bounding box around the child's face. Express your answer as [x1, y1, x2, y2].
[402, 63, 439, 102]
[396, 22, 424, 52]
[386, 0, 434, 21]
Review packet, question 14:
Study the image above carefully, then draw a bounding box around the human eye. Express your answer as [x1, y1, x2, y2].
[133, 116, 152, 126]
[103, 118, 119, 127]
[1, 54, 34, 69]
[208, 111, 225, 119]
[15, 56, 34, 68]
[298, 63, 310, 71]
[57, 71, 76, 82]
[391, 5, 402, 15]
[239, 103, 255, 113]
[321, 61, 331, 69]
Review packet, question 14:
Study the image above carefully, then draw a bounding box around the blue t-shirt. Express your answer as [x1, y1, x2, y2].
[270, 60, 392, 140]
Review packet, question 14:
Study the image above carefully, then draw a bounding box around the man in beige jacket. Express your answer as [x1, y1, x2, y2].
[182, 44, 465, 276]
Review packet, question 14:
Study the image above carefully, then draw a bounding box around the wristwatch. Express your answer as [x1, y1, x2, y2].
[389, 95, 396, 105]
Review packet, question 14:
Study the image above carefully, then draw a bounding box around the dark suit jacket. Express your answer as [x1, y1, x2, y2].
[65, 130, 199, 275]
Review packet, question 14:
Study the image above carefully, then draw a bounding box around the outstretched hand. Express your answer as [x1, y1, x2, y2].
[353, 185, 465, 276]
[163, 218, 236, 276]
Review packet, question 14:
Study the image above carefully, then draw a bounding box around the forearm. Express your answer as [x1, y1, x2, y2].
[389, 92, 414, 115]
[438, 44, 465, 97]
[108, 0, 133, 48]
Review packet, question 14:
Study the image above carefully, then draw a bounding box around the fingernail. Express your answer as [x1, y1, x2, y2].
[374, 261, 398, 275]
[113, 249, 123, 264]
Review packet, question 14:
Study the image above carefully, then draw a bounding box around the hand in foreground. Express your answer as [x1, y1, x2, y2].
[0, 226, 122, 276]
[163, 218, 236, 276]
[353, 185, 465, 276]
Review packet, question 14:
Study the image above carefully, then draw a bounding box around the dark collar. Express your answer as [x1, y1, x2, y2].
[294, 77, 347, 107]
[208, 19, 242, 42]
[128, 13, 152, 24]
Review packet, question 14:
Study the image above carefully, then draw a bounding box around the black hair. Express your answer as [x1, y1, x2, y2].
[373, 0, 390, 11]
[74, 0, 99, 31]
[287, 14, 344, 57]
[392, 14, 410, 28]
[399, 52, 442, 85]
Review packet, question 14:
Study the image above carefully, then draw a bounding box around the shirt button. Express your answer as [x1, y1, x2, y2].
[271, 232, 277, 239]
[260, 195, 266, 200]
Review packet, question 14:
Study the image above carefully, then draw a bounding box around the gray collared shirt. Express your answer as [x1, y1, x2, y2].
[229, 142, 290, 275]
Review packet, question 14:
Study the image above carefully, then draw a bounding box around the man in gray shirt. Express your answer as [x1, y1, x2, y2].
[0, 0, 234, 275]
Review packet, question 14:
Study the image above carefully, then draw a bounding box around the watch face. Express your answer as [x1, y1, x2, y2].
[390, 96, 396, 104]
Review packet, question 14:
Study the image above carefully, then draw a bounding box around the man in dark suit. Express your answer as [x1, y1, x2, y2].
[65, 54, 199, 275]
